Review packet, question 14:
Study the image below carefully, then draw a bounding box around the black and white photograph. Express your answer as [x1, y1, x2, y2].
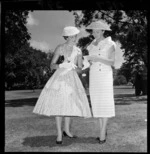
[3, 0, 147, 152]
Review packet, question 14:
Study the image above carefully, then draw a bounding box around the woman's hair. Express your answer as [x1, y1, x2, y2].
[63, 34, 77, 41]
[63, 36, 69, 40]
[103, 30, 111, 38]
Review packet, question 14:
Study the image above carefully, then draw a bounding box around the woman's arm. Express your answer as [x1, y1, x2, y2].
[89, 45, 115, 66]
[50, 45, 61, 70]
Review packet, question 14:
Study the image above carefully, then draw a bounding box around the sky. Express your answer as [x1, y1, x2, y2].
[26, 11, 125, 69]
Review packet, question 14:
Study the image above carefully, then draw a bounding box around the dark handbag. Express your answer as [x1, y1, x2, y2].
[56, 55, 64, 64]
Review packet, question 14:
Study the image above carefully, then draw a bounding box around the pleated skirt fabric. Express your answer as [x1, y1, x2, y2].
[33, 68, 92, 118]
[89, 63, 115, 117]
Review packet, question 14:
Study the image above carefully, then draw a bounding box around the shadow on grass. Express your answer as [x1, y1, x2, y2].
[22, 135, 99, 148]
[115, 94, 135, 98]
[5, 93, 147, 108]
[5, 98, 38, 107]
[114, 86, 133, 89]
[115, 102, 132, 105]
[114, 93, 147, 105]
[15, 90, 41, 94]
[115, 94, 147, 102]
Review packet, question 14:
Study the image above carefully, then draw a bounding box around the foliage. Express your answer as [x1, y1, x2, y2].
[5, 10, 31, 56]
[114, 75, 127, 85]
[5, 10, 30, 89]
[77, 35, 94, 56]
[112, 67, 119, 80]
[73, 10, 147, 68]
[117, 62, 133, 83]
[4, 10, 53, 90]
[5, 42, 51, 90]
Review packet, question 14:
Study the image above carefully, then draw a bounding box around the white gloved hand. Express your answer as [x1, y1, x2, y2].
[59, 62, 77, 69]
[70, 63, 77, 69]
[82, 56, 90, 70]
[59, 62, 72, 69]
[59, 62, 77, 76]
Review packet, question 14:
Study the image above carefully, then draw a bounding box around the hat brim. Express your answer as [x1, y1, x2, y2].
[62, 31, 80, 36]
[86, 27, 111, 31]
[86, 21, 112, 31]
[62, 27, 80, 36]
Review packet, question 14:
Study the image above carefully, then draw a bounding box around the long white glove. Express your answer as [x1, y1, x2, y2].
[59, 62, 77, 76]
[59, 62, 71, 69]
[59, 62, 77, 69]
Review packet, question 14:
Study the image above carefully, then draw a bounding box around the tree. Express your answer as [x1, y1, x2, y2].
[77, 35, 94, 55]
[25, 68, 40, 92]
[5, 42, 51, 90]
[73, 10, 147, 68]
[4, 10, 55, 90]
[5, 10, 31, 56]
[29, 48, 51, 89]
[114, 75, 127, 85]
[5, 43, 30, 89]
[112, 67, 119, 80]
[117, 62, 133, 83]
[5, 10, 31, 89]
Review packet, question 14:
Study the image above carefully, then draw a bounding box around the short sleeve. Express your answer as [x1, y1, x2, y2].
[87, 44, 92, 51]
[107, 37, 116, 51]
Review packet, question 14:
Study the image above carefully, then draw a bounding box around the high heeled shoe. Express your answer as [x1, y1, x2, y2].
[96, 131, 107, 141]
[56, 136, 63, 144]
[56, 140, 62, 144]
[96, 137, 106, 144]
[63, 131, 77, 138]
[98, 138, 106, 144]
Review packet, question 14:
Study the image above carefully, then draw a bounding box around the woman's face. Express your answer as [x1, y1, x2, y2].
[92, 29, 104, 39]
[68, 34, 77, 43]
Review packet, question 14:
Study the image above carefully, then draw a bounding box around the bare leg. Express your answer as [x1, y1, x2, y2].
[98, 118, 103, 136]
[100, 117, 108, 140]
[64, 117, 73, 137]
[55, 116, 63, 141]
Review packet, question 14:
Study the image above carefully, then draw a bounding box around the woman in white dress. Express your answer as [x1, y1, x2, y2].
[85, 20, 116, 144]
[33, 26, 91, 144]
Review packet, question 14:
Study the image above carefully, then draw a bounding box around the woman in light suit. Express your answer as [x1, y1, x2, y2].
[85, 20, 116, 144]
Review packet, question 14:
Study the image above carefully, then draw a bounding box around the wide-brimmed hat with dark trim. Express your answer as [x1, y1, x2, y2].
[86, 20, 111, 31]
[62, 26, 80, 36]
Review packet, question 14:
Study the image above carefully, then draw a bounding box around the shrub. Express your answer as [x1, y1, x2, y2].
[114, 75, 127, 85]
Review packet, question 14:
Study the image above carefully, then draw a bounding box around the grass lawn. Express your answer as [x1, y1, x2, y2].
[5, 86, 147, 152]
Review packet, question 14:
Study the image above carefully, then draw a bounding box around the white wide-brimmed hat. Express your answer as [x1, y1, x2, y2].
[62, 26, 80, 36]
[86, 20, 111, 31]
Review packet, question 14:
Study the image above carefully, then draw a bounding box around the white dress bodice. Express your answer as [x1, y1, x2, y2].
[60, 45, 81, 65]
[87, 36, 116, 70]
[88, 36, 116, 61]
[88, 36, 116, 117]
